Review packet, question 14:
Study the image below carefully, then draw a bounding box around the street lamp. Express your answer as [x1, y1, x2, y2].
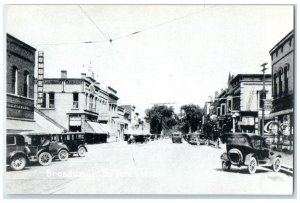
[261, 62, 268, 137]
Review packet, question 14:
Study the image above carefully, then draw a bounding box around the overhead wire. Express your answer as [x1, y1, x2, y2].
[34, 5, 218, 47]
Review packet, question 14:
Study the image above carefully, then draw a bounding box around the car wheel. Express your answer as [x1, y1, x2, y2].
[38, 152, 52, 166]
[78, 147, 86, 157]
[10, 155, 27, 171]
[248, 157, 257, 174]
[272, 157, 281, 172]
[222, 161, 231, 171]
[58, 149, 69, 161]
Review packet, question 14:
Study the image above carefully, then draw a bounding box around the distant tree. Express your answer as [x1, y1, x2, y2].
[145, 105, 177, 135]
[203, 114, 218, 140]
[179, 104, 204, 134]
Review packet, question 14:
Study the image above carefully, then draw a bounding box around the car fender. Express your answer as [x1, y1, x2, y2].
[270, 154, 282, 163]
[244, 153, 255, 166]
[220, 152, 228, 161]
[78, 145, 88, 152]
[8, 151, 29, 164]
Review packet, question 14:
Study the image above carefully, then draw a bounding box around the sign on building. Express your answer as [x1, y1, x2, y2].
[37, 51, 44, 107]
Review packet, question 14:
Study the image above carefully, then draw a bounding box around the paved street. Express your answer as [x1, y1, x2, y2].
[6, 139, 293, 195]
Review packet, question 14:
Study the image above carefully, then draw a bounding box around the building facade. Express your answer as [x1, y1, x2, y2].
[34, 70, 111, 143]
[214, 74, 272, 135]
[269, 30, 294, 150]
[6, 34, 62, 134]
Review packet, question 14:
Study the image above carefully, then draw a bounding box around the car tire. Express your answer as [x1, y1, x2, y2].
[78, 147, 86, 157]
[272, 157, 281, 172]
[248, 157, 257, 174]
[58, 149, 69, 161]
[222, 161, 231, 171]
[10, 155, 27, 171]
[38, 152, 52, 166]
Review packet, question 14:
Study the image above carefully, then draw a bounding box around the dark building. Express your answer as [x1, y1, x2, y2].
[6, 34, 36, 121]
[269, 30, 294, 150]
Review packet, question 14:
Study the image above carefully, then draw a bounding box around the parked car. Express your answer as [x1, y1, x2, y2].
[128, 135, 149, 144]
[6, 134, 31, 171]
[56, 133, 88, 157]
[220, 133, 282, 174]
[26, 133, 70, 166]
[172, 132, 183, 143]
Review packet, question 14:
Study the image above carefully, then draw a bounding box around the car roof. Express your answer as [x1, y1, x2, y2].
[224, 133, 264, 140]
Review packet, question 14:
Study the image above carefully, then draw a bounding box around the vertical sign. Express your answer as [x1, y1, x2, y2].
[37, 51, 44, 107]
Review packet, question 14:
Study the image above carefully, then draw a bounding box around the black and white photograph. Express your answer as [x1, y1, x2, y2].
[2, 2, 296, 197]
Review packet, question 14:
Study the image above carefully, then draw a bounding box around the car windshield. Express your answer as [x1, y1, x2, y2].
[227, 136, 248, 146]
[251, 138, 263, 149]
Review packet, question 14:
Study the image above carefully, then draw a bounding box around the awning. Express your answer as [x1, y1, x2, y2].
[34, 111, 64, 133]
[6, 119, 46, 134]
[99, 123, 115, 135]
[86, 121, 107, 134]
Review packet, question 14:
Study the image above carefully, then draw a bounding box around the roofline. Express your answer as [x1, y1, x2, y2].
[7, 33, 36, 51]
[269, 30, 294, 54]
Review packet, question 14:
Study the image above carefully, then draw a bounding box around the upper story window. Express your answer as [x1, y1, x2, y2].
[49, 92, 55, 108]
[23, 71, 29, 97]
[73, 92, 79, 109]
[217, 107, 221, 116]
[278, 68, 283, 97]
[227, 99, 232, 112]
[284, 65, 289, 95]
[41, 93, 46, 108]
[221, 104, 226, 115]
[12, 66, 18, 95]
[273, 74, 277, 98]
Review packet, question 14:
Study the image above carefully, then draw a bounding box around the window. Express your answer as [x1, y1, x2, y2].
[73, 92, 79, 109]
[7, 136, 16, 145]
[278, 69, 283, 97]
[221, 104, 226, 115]
[273, 74, 277, 98]
[23, 71, 29, 97]
[89, 95, 94, 111]
[49, 92, 55, 108]
[12, 66, 18, 95]
[227, 99, 232, 112]
[217, 107, 221, 116]
[284, 66, 289, 95]
[259, 91, 266, 109]
[41, 93, 46, 108]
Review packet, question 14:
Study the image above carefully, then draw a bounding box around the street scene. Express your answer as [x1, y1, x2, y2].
[6, 139, 293, 194]
[5, 5, 294, 196]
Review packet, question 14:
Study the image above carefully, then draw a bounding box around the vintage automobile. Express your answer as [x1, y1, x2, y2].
[127, 134, 149, 144]
[172, 132, 183, 143]
[6, 134, 31, 171]
[56, 133, 88, 157]
[220, 133, 282, 174]
[187, 133, 208, 145]
[26, 133, 70, 166]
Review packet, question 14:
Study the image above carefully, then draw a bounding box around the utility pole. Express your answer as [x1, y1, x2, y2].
[261, 62, 268, 137]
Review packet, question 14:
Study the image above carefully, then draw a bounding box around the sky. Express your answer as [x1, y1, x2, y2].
[6, 5, 294, 116]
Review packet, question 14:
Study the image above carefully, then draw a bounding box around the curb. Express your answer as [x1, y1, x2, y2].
[280, 164, 293, 175]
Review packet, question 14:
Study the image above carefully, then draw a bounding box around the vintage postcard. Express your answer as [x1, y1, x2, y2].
[4, 4, 295, 197]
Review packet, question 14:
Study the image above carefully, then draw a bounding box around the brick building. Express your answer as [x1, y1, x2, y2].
[6, 34, 62, 133]
[269, 30, 294, 150]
